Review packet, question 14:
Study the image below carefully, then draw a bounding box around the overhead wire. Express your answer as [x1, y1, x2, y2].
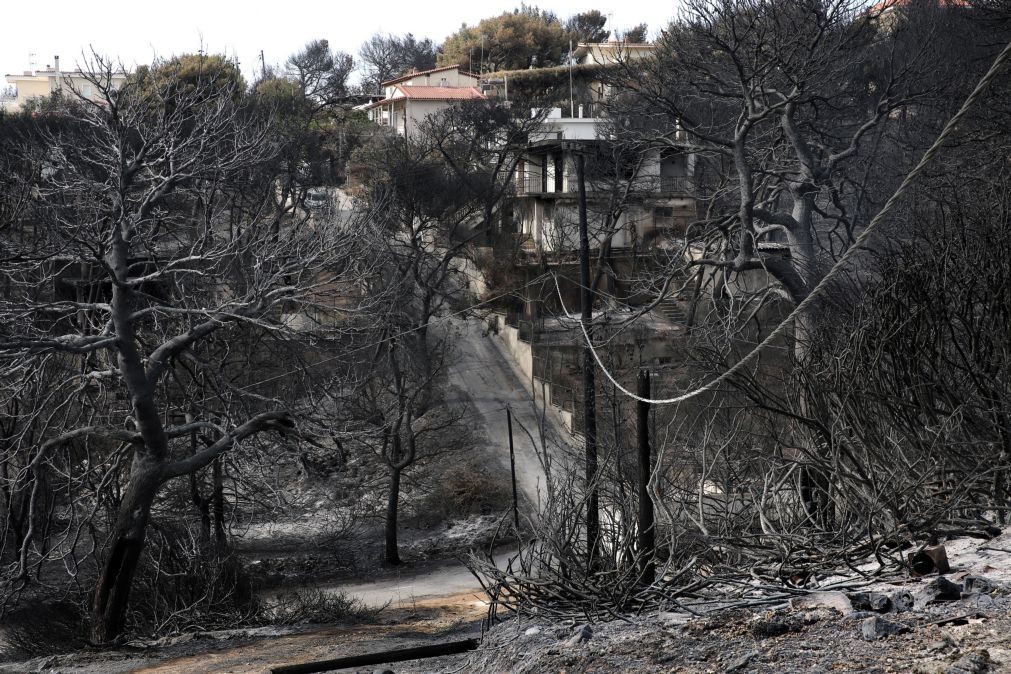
[555, 37, 1011, 405]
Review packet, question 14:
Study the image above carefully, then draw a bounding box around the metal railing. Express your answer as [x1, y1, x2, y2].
[513, 172, 701, 197]
[657, 175, 692, 194]
[513, 174, 545, 195]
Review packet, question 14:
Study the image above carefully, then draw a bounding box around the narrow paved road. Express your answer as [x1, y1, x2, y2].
[333, 317, 573, 610]
[322, 550, 513, 610]
[446, 317, 572, 510]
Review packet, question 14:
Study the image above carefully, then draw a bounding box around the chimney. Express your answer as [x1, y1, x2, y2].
[54, 55, 60, 72]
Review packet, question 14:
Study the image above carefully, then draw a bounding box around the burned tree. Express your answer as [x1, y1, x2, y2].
[0, 55, 373, 641]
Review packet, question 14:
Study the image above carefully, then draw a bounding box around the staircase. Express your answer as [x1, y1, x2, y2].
[656, 298, 689, 325]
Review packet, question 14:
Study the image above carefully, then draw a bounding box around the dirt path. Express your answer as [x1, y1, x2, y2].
[124, 596, 486, 674]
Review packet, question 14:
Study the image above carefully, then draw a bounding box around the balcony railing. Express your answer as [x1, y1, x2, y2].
[512, 172, 700, 197]
[656, 176, 691, 194]
[513, 174, 545, 195]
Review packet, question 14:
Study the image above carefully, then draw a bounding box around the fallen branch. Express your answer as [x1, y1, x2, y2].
[269, 638, 480, 674]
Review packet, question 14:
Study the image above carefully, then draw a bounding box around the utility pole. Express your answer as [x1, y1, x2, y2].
[507, 408, 519, 528]
[577, 153, 599, 567]
[259, 50, 266, 81]
[569, 40, 575, 118]
[636, 369, 655, 585]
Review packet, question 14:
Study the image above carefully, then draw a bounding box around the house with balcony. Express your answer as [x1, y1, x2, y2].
[512, 108, 698, 255]
[361, 65, 484, 139]
[3, 56, 128, 112]
[577, 40, 656, 66]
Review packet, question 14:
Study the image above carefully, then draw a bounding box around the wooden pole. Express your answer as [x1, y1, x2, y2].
[637, 369, 655, 585]
[577, 153, 599, 566]
[507, 407, 519, 528]
[270, 639, 480, 674]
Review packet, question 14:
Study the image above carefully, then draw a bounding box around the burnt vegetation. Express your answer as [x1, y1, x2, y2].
[0, 0, 1009, 664]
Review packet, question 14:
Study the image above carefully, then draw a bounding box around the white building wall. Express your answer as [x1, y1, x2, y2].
[405, 99, 450, 138]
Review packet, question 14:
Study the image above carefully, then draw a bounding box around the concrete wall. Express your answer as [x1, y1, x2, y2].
[494, 314, 577, 434]
[497, 319, 534, 388]
[529, 112, 599, 142]
[405, 99, 447, 139]
[5, 71, 127, 110]
[15, 78, 50, 104]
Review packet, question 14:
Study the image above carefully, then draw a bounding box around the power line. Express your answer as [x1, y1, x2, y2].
[555, 36, 1011, 406]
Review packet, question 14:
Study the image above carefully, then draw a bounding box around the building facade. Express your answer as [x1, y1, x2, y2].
[362, 65, 484, 139]
[3, 56, 128, 112]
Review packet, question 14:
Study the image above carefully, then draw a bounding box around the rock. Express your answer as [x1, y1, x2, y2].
[657, 611, 693, 627]
[915, 576, 964, 608]
[524, 626, 542, 636]
[848, 592, 892, 613]
[944, 649, 991, 674]
[750, 612, 803, 639]
[861, 615, 908, 640]
[566, 624, 593, 646]
[36, 656, 59, 669]
[927, 634, 959, 654]
[963, 575, 999, 594]
[891, 591, 915, 612]
[725, 650, 758, 672]
[791, 591, 854, 616]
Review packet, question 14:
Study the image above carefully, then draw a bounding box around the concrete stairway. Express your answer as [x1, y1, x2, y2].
[656, 298, 689, 324]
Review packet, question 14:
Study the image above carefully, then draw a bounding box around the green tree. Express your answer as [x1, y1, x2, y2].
[567, 9, 611, 43]
[439, 5, 570, 72]
[621, 22, 648, 43]
[132, 53, 246, 101]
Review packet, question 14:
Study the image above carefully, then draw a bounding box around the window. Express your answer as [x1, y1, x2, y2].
[654, 207, 674, 230]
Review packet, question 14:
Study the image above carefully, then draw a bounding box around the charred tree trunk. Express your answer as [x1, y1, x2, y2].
[636, 369, 655, 585]
[212, 456, 226, 552]
[92, 229, 173, 643]
[385, 466, 402, 566]
[577, 154, 599, 567]
[794, 309, 834, 529]
[189, 427, 211, 545]
[91, 466, 160, 643]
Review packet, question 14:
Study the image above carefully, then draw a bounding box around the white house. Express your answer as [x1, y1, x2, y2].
[512, 106, 697, 254]
[577, 41, 655, 66]
[362, 65, 485, 139]
[3, 56, 128, 112]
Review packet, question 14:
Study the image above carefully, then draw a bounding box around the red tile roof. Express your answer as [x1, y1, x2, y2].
[362, 86, 486, 110]
[381, 65, 479, 87]
[394, 85, 486, 100]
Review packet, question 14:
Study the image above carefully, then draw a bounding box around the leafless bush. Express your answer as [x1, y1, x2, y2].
[268, 587, 378, 625]
[413, 459, 512, 527]
[127, 524, 258, 635]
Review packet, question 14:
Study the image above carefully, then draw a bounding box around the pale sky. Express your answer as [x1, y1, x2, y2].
[2, 0, 677, 85]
